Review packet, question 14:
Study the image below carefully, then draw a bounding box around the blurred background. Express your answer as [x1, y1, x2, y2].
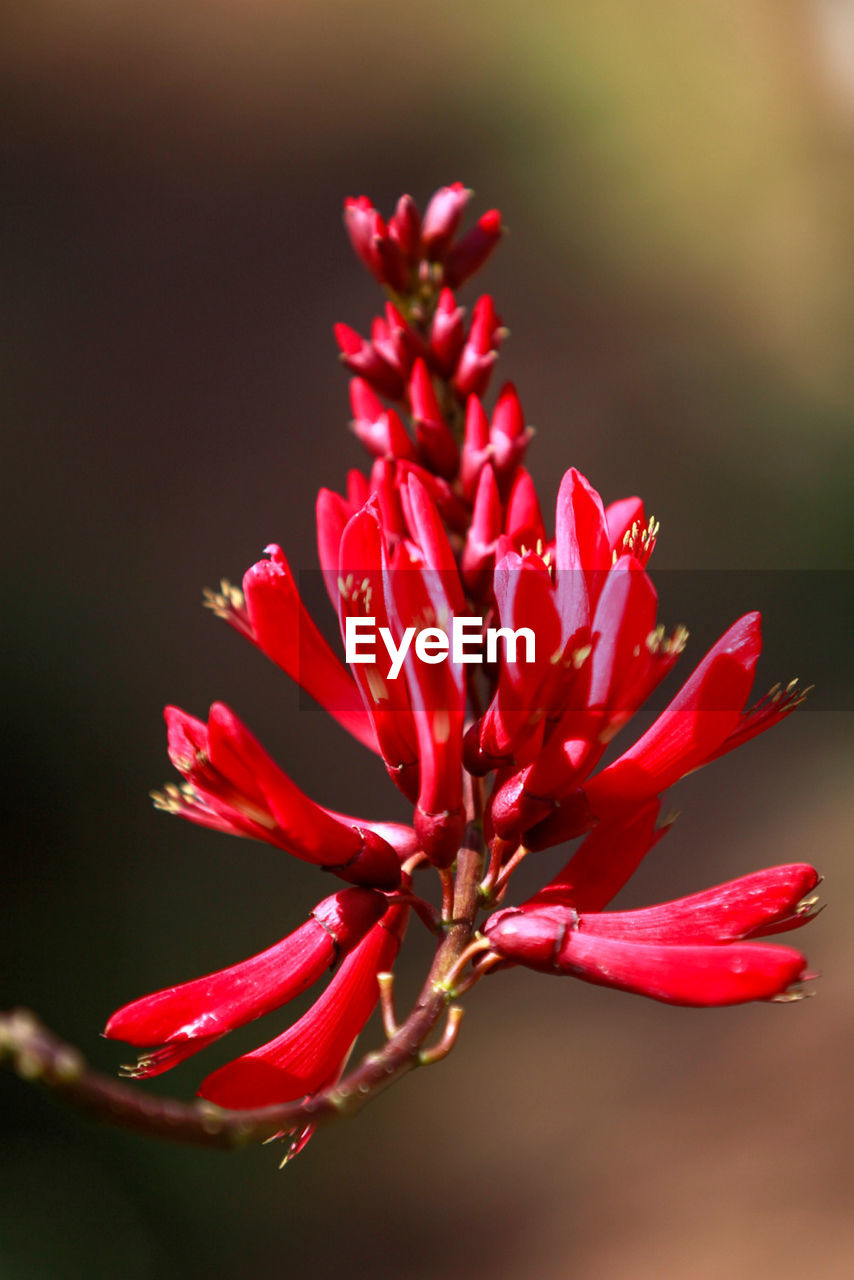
[2, 1, 853, 1276]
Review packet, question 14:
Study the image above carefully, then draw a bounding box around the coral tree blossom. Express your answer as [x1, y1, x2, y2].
[105, 184, 819, 1150]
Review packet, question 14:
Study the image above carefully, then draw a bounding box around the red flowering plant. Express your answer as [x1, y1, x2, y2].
[1, 183, 820, 1160]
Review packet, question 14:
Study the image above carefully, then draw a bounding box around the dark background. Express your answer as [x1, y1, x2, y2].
[3, 3, 853, 1277]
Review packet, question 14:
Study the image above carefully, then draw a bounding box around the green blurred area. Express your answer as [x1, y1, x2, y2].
[2, 3, 853, 1278]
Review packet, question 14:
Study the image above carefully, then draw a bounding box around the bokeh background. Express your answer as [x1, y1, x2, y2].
[3, 2, 854, 1277]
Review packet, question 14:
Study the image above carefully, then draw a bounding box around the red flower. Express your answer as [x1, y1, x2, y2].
[153, 701, 401, 888]
[198, 905, 408, 1109]
[484, 860, 819, 1006]
[105, 889, 387, 1076]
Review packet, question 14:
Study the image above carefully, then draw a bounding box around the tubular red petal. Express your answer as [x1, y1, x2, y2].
[104, 889, 385, 1062]
[386, 534, 465, 867]
[400, 472, 466, 612]
[555, 933, 809, 1006]
[369, 459, 408, 541]
[337, 503, 420, 800]
[554, 468, 610, 636]
[583, 612, 762, 812]
[526, 801, 664, 912]
[604, 496, 645, 552]
[198, 703, 400, 886]
[346, 470, 370, 509]
[242, 543, 379, 755]
[348, 379, 384, 432]
[491, 381, 525, 442]
[452, 296, 502, 401]
[578, 864, 822, 943]
[394, 459, 470, 535]
[316, 489, 356, 606]
[490, 383, 531, 496]
[198, 907, 408, 1109]
[586, 557, 659, 715]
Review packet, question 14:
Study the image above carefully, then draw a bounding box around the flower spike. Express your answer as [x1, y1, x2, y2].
[64, 182, 819, 1164]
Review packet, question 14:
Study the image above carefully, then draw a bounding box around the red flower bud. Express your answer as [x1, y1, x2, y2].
[462, 463, 503, 596]
[408, 357, 460, 479]
[429, 288, 467, 376]
[343, 196, 386, 283]
[421, 182, 472, 258]
[335, 322, 405, 400]
[444, 209, 504, 287]
[388, 193, 422, 263]
[460, 394, 491, 500]
[349, 378, 416, 460]
[452, 295, 502, 400]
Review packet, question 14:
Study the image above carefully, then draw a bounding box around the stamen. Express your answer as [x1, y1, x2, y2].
[621, 516, 659, 567]
[203, 580, 253, 640]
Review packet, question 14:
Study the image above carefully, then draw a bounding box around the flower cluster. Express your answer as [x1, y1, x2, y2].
[106, 184, 818, 1150]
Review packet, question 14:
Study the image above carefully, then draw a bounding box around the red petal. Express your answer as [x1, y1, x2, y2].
[555, 932, 809, 1006]
[604, 496, 645, 552]
[203, 704, 400, 886]
[198, 908, 408, 1109]
[104, 889, 385, 1061]
[584, 612, 762, 812]
[526, 801, 664, 912]
[580, 865, 821, 943]
[242, 544, 379, 755]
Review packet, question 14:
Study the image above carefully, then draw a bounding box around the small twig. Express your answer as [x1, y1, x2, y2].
[451, 950, 504, 997]
[495, 844, 530, 892]
[401, 851, 429, 880]
[438, 936, 491, 995]
[418, 1006, 464, 1066]
[376, 972, 399, 1039]
[479, 836, 514, 900]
